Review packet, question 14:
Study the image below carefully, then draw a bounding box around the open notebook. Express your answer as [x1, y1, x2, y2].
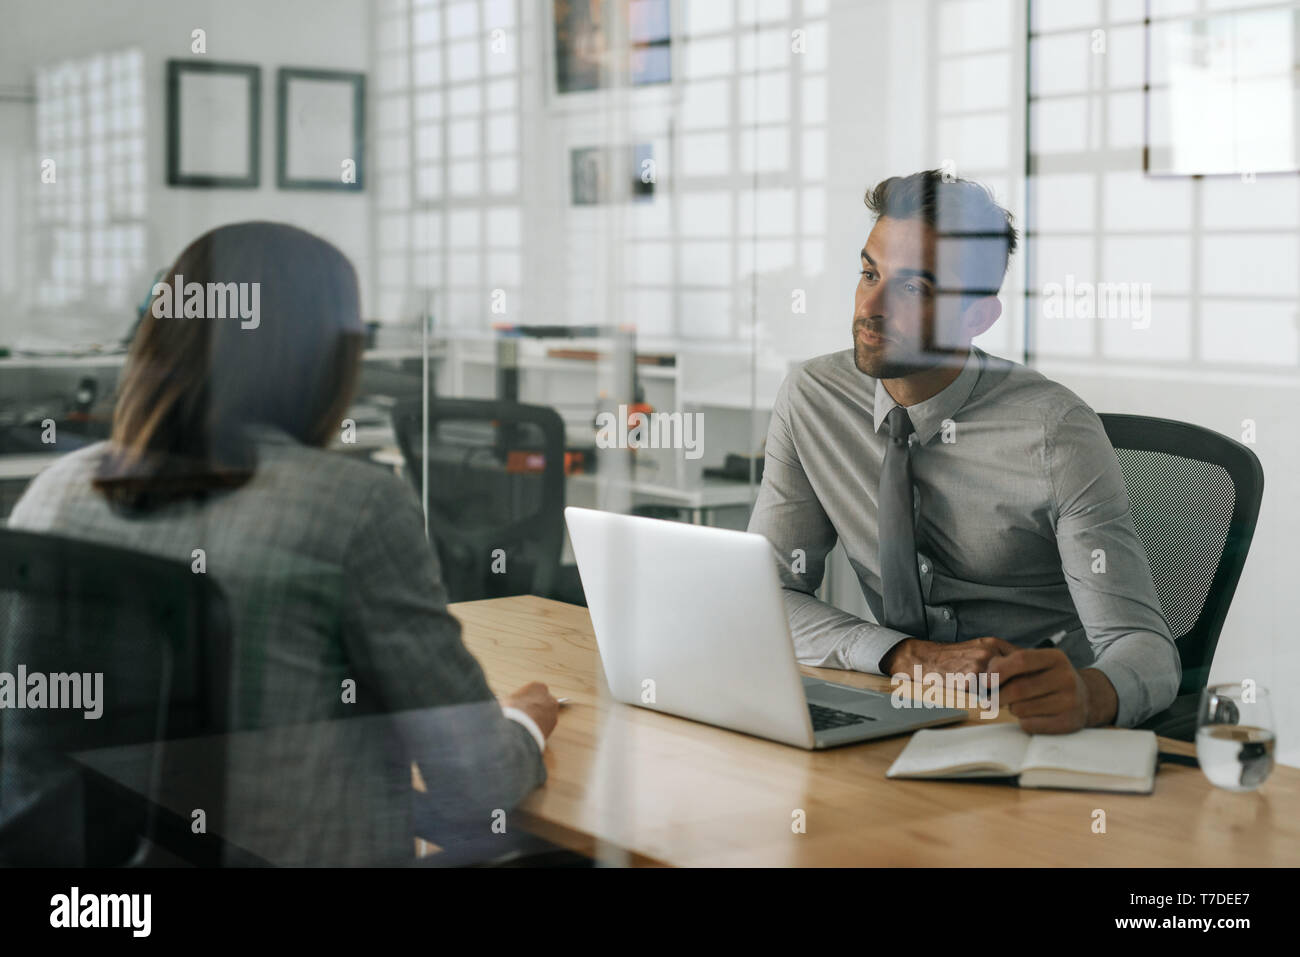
[886, 724, 1158, 793]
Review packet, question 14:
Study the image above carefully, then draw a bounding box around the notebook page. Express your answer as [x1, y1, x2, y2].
[1022, 728, 1157, 778]
[887, 723, 1032, 777]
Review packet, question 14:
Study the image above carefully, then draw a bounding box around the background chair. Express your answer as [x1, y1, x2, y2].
[0, 529, 243, 866]
[392, 396, 585, 604]
[1098, 413, 1264, 741]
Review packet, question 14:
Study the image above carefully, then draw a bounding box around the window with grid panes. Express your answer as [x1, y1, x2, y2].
[674, 0, 828, 343]
[934, 0, 1023, 360]
[33, 49, 146, 311]
[1027, 0, 1300, 372]
[372, 0, 523, 331]
[373, 0, 828, 345]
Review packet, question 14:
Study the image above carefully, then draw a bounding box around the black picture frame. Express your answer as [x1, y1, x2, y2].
[276, 67, 366, 192]
[166, 59, 261, 189]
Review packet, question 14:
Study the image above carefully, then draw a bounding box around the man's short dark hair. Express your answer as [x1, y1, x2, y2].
[864, 169, 1019, 300]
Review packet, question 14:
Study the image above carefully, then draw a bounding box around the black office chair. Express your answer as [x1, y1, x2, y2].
[392, 397, 585, 604]
[0, 529, 242, 866]
[1097, 414, 1264, 741]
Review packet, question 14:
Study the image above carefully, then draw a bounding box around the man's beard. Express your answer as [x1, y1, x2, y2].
[852, 324, 966, 379]
[855, 347, 971, 379]
[853, 338, 933, 379]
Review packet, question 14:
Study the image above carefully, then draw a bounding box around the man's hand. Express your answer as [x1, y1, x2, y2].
[502, 681, 560, 738]
[881, 635, 1021, 685]
[988, 648, 1119, 733]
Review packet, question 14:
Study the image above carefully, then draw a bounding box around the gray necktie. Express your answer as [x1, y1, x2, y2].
[879, 406, 929, 640]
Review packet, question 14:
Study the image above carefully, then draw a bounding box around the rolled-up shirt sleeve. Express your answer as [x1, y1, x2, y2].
[748, 371, 913, 675]
[1048, 404, 1182, 726]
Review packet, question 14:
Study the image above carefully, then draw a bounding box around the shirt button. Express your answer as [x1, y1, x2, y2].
[943, 609, 952, 620]
[920, 562, 929, 573]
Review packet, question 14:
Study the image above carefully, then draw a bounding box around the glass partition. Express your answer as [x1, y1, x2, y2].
[0, 0, 1294, 873]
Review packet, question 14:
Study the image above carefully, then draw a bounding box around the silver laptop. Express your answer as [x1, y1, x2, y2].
[564, 507, 967, 749]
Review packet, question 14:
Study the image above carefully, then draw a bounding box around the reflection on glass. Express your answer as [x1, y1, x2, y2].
[1153, 9, 1297, 175]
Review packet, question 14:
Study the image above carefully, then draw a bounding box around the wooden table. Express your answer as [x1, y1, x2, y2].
[452, 595, 1300, 867]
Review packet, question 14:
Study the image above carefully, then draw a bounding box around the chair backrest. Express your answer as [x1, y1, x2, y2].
[391, 397, 567, 602]
[1097, 414, 1264, 695]
[0, 529, 234, 866]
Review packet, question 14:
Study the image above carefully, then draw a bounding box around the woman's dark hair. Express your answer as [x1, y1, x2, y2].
[95, 221, 364, 511]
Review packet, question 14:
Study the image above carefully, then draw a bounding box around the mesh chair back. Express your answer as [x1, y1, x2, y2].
[0, 529, 234, 865]
[1098, 414, 1264, 695]
[392, 397, 566, 602]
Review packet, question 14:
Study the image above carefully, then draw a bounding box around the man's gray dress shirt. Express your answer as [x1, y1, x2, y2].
[747, 345, 1181, 727]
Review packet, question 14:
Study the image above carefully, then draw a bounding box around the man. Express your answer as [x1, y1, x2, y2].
[748, 169, 1179, 732]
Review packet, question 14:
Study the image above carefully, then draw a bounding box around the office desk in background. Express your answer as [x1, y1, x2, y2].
[453, 595, 1300, 867]
[358, 441, 759, 526]
[567, 466, 757, 524]
[0, 453, 61, 482]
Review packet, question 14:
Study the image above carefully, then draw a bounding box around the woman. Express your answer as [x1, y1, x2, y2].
[5, 222, 557, 865]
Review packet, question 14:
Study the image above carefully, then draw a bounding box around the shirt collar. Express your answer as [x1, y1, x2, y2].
[872, 347, 984, 446]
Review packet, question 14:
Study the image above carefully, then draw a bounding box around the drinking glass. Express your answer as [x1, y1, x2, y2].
[1196, 682, 1275, 791]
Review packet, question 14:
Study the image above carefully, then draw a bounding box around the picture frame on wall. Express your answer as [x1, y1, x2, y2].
[570, 143, 655, 205]
[552, 0, 671, 96]
[276, 67, 366, 191]
[166, 59, 261, 188]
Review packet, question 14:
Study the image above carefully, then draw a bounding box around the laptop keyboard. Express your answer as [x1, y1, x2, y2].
[808, 702, 876, 732]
